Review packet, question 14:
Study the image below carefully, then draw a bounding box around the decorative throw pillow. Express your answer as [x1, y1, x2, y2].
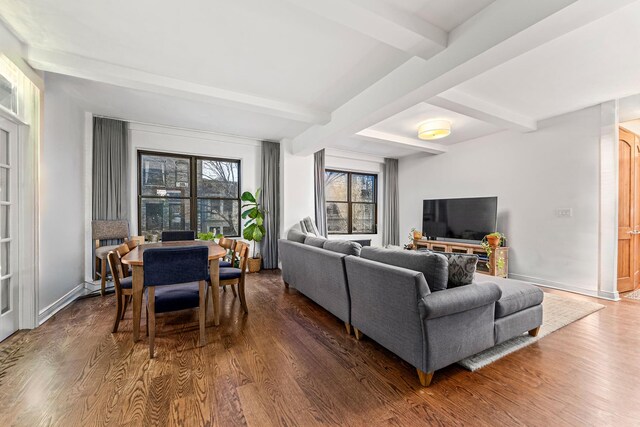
[304, 235, 327, 248]
[323, 240, 362, 256]
[442, 253, 478, 287]
[287, 228, 307, 243]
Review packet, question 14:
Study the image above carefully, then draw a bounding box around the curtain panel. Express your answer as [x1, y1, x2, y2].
[92, 117, 129, 222]
[382, 158, 399, 246]
[314, 149, 328, 237]
[260, 141, 280, 269]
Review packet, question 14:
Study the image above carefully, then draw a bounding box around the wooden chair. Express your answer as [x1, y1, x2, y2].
[161, 230, 196, 241]
[217, 241, 249, 313]
[106, 244, 134, 333]
[218, 237, 236, 268]
[143, 246, 209, 358]
[92, 220, 130, 296]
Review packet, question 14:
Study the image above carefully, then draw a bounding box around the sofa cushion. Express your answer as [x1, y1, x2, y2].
[492, 279, 544, 318]
[287, 228, 307, 243]
[304, 236, 327, 248]
[360, 247, 448, 292]
[442, 253, 478, 287]
[323, 240, 362, 256]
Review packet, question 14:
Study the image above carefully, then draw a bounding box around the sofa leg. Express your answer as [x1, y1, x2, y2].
[528, 326, 541, 337]
[417, 369, 434, 387]
[354, 328, 364, 341]
[344, 323, 351, 335]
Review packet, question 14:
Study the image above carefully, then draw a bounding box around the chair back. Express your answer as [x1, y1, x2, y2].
[218, 237, 236, 264]
[115, 242, 132, 278]
[161, 230, 196, 242]
[143, 246, 209, 286]
[126, 240, 139, 251]
[92, 220, 129, 241]
[107, 250, 126, 293]
[234, 241, 250, 272]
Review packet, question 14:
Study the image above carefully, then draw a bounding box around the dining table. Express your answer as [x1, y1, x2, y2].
[121, 240, 227, 342]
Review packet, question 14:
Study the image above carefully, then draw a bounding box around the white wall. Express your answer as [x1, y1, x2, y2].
[127, 122, 261, 241]
[39, 73, 86, 312]
[281, 139, 314, 237]
[399, 106, 603, 296]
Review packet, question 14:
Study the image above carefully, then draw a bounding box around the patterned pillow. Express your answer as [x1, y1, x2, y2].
[442, 253, 478, 287]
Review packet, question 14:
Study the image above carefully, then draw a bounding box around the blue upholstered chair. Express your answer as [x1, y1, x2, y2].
[107, 244, 135, 333]
[143, 246, 209, 358]
[217, 241, 249, 313]
[161, 230, 196, 242]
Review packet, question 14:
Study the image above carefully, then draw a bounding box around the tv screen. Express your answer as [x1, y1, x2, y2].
[422, 197, 497, 242]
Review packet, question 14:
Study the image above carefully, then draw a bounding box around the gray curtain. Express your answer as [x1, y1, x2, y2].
[92, 117, 129, 221]
[382, 158, 399, 246]
[314, 149, 328, 237]
[260, 141, 280, 269]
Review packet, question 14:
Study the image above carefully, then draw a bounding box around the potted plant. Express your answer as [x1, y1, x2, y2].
[411, 228, 423, 240]
[241, 188, 266, 273]
[481, 232, 506, 271]
[484, 231, 504, 248]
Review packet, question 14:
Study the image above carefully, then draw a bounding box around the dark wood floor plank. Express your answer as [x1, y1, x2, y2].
[1, 270, 639, 426]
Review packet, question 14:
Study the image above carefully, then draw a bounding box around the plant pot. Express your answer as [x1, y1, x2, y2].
[486, 235, 501, 248]
[248, 257, 262, 273]
[412, 230, 423, 240]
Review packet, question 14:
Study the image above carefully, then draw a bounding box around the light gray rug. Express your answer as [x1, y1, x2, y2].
[625, 288, 640, 300]
[458, 293, 604, 371]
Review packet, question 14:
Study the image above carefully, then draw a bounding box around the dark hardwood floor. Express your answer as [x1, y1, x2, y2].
[0, 270, 639, 426]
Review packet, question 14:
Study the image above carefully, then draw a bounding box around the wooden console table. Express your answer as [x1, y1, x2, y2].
[412, 239, 509, 278]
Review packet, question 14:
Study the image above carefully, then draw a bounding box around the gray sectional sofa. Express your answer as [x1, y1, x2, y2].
[278, 232, 543, 387]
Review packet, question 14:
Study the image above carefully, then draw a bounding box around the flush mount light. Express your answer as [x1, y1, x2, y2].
[418, 119, 451, 140]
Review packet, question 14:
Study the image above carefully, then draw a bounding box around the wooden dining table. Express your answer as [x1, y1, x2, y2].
[121, 240, 227, 342]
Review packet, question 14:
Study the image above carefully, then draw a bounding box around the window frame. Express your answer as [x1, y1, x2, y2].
[325, 169, 378, 235]
[137, 150, 242, 238]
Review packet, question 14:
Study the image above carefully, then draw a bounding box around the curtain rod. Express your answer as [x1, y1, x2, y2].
[92, 114, 279, 144]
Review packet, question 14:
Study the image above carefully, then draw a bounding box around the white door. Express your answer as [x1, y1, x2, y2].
[0, 117, 18, 341]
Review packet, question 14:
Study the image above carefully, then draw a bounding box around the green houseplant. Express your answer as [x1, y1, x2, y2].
[241, 188, 266, 273]
[481, 232, 506, 272]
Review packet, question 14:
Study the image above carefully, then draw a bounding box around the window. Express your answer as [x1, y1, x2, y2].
[138, 152, 240, 239]
[325, 169, 377, 234]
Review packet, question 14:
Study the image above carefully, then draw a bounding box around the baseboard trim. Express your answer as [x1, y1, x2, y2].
[597, 289, 621, 301]
[507, 274, 618, 301]
[38, 283, 89, 325]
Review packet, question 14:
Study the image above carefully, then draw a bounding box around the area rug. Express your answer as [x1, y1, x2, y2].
[457, 293, 604, 371]
[624, 288, 640, 300]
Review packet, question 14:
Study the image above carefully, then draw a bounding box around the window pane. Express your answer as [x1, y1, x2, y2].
[325, 171, 348, 201]
[140, 154, 190, 197]
[0, 167, 8, 202]
[0, 75, 16, 114]
[352, 203, 376, 233]
[197, 199, 239, 236]
[197, 159, 239, 198]
[327, 202, 348, 234]
[0, 129, 8, 165]
[1, 278, 8, 314]
[140, 197, 191, 240]
[1, 242, 9, 276]
[351, 174, 375, 202]
[0, 205, 8, 239]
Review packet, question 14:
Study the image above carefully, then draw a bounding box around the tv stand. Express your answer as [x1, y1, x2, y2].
[412, 238, 509, 278]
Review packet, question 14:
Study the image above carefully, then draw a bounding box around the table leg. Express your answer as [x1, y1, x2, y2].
[210, 259, 220, 326]
[132, 265, 144, 342]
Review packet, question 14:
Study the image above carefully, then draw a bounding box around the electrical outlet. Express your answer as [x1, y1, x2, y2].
[556, 208, 573, 218]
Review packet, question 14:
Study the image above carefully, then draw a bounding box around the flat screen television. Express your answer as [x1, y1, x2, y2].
[422, 197, 497, 242]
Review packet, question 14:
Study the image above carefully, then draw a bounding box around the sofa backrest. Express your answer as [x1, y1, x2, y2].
[344, 256, 430, 370]
[278, 239, 351, 323]
[360, 246, 448, 292]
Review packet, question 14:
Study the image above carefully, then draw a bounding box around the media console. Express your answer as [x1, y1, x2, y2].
[412, 238, 509, 278]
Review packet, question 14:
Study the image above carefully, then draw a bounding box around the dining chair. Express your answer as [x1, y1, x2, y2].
[92, 220, 130, 296]
[217, 241, 249, 313]
[161, 230, 196, 242]
[107, 245, 134, 333]
[143, 246, 209, 358]
[218, 237, 236, 268]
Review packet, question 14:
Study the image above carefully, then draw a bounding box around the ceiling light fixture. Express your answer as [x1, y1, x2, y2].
[418, 119, 451, 140]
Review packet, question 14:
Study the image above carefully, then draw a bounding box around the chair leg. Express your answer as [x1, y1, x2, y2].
[231, 283, 238, 297]
[94, 256, 100, 281]
[112, 293, 123, 333]
[100, 259, 107, 296]
[417, 369, 434, 387]
[148, 287, 156, 358]
[199, 281, 206, 347]
[238, 277, 248, 313]
[145, 306, 149, 337]
[222, 285, 227, 292]
[121, 295, 131, 320]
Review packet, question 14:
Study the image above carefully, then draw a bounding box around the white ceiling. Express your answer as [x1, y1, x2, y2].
[2, 0, 640, 158]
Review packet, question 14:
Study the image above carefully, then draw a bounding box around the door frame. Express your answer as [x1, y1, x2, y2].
[0, 107, 39, 330]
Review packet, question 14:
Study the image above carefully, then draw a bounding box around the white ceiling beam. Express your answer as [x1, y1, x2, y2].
[292, 0, 637, 155]
[27, 48, 330, 125]
[355, 129, 447, 155]
[430, 89, 538, 132]
[284, 0, 448, 59]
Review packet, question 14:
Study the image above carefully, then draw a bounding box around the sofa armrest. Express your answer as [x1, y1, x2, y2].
[420, 283, 501, 320]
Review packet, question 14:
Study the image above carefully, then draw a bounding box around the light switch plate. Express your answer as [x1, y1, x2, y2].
[556, 208, 573, 218]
